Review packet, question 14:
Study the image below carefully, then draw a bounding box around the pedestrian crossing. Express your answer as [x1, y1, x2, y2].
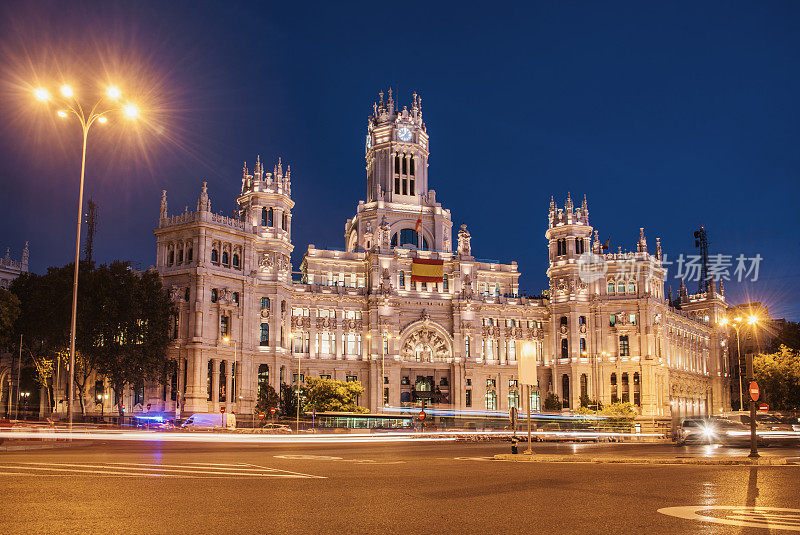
[0, 461, 324, 479]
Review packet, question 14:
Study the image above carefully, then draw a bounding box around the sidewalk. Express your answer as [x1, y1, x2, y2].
[494, 452, 794, 465]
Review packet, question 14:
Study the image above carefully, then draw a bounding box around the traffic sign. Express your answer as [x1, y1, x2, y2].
[418, 410, 426, 421]
[258, 412, 265, 420]
[220, 406, 226, 413]
[759, 403, 769, 411]
[749, 381, 759, 402]
[269, 407, 277, 414]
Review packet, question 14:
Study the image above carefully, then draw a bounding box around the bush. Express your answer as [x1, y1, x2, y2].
[543, 392, 562, 411]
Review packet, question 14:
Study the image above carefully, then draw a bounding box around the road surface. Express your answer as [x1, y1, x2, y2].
[1, 440, 798, 534]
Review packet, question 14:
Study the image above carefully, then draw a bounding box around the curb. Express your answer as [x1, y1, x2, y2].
[493, 454, 790, 465]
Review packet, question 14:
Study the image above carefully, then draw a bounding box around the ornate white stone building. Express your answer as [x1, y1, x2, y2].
[148, 90, 731, 422]
[0, 242, 29, 289]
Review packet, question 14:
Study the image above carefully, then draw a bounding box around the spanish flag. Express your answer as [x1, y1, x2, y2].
[411, 258, 444, 283]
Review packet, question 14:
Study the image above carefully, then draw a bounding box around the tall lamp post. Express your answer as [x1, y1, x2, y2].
[33, 84, 138, 428]
[289, 332, 301, 432]
[720, 314, 760, 457]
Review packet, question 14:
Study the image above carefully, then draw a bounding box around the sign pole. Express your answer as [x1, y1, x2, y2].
[526, 384, 532, 454]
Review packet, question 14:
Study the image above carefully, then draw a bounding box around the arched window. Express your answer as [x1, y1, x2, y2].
[579, 338, 586, 353]
[221, 251, 229, 265]
[391, 229, 429, 250]
[410, 155, 415, 175]
[618, 282, 625, 294]
[260, 297, 270, 309]
[261, 207, 268, 226]
[575, 238, 584, 255]
[402, 154, 407, 174]
[260, 323, 269, 346]
[207, 360, 213, 401]
[219, 361, 227, 402]
[628, 281, 636, 293]
[561, 338, 568, 358]
[579, 316, 586, 325]
[610, 373, 618, 403]
[211, 249, 219, 263]
[167, 250, 174, 266]
[220, 315, 229, 337]
[621, 372, 630, 403]
[562, 374, 570, 409]
[210, 289, 218, 303]
[608, 281, 615, 294]
[485, 390, 497, 411]
[232, 254, 240, 268]
[267, 208, 274, 227]
[258, 364, 269, 390]
[633, 372, 641, 406]
[394, 153, 400, 174]
[177, 248, 184, 264]
[282, 213, 287, 231]
[508, 389, 520, 410]
[187, 247, 193, 262]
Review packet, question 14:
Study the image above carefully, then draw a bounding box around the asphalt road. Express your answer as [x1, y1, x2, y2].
[1, 440, 799, 534]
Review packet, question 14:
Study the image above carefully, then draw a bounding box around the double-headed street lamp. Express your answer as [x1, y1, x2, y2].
[719, 314, 760, 457]
[34, 84, 139, 428]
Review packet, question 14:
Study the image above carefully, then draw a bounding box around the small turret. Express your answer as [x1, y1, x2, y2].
[637, 228, 647, 253]
[655, 237, 662, 260]
[197, 182, 211, 212]
[21, 241, 29, 270]
[457, 224, 472, 256]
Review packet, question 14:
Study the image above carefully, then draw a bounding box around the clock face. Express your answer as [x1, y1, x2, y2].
[398, 126, 412, 142]
[365, 134, 372, 150]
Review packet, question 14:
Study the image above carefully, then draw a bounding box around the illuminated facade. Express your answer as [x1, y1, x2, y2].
[0, 242, 28, 289]
[147, 90, 731, 421]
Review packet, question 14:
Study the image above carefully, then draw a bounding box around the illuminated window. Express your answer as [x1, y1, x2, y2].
[619, 335, 630, 357]
[220, 315, 229, 336]
[608, 281, 615, 294]
[210, 289, 218, 303]
[561, 338, 568, 358]
[221, 251, 229, 265]
[260, 323, 269, 346]
[618, 282, 625, 294]
[508, 389, 520, 409]
[628, 281, 636, 293]
[611, 373, 618, 403]
[267, 208, 274, 227]
[260, 297, 270, 309]
[485, 390, 497, 410]
[261, 207, 268, 226]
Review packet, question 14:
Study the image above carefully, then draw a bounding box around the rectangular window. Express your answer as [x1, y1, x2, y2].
[443, 275, 448, 291]
[399, 271, 405, 288]
[507, 340, 516, 360]
[619, 335, 630, 357]
[260, 297, 270, 309]
[346, 375, 358, 383]
[579, 338, 586, 353]
[486, 378, 496, 388]
[609, 314, 617, 327]
[220, 315, 229, 336]
[465, 389, 472, 407]
[509, 379, 518, 388]
[464, 337, 471, 358]
[401, 376, 410, 385]
[292, 373, 305, 384]
[629, 314, 637, 326]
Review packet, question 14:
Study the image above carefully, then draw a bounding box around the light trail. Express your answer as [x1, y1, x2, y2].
[0, 427, 666, 444]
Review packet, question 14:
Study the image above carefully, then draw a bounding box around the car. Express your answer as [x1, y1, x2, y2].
[710, 418, 770, 447]
[260, 423, 292, 434]
[675, 418, 717, 445]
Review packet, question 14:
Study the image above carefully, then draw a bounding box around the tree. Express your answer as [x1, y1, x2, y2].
[91, 262, 175, 418]
[543, 392, 562, 411]
[0, 288, 20, 351]
[254, 382, 280, 422]
[754, 345, 800, 411]
[302, 377, 369, 413]
[279, 383, 298, 417]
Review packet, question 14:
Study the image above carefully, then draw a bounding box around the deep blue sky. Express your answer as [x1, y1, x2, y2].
[1, 0, 799, 319]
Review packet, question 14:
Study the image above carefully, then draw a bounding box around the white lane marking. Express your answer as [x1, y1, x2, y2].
[454, 456, 496, 461]
[658, 506, 800, 531]
[274, 454, 342, 460]
[0, 462, 322, 479]
[104, 462, 287, 472]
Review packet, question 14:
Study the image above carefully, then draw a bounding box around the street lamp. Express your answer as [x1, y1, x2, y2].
[33, 83, 139, 429]
[720, 314, 760, 457]
[289, 332, 300, 432]
[96, 392, 109, 422]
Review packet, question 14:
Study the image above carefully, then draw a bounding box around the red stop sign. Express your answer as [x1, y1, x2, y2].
[220, 406, 226, 413]
[258, 412, 265, 420]
[749, 381, 759, 402]
[269, 407, 277, 414]
[418, 411, 426, 421]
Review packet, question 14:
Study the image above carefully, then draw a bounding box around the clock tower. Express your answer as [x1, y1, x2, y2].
[344, 89, 453, 254]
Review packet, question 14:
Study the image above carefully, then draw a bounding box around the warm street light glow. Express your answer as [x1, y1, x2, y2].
[748, 315, 758, 325]
[97, 116, 107, 124]
[734, 316, 742, 323]
[107, 86, 121, 99]
[57, 110, 68, 118]
[719, 318, 729, 326]
[123, 103, 138, 118]
[60, 85, 74, 98]
[223, 336, 230, 342]
[34, 87, 50, 101]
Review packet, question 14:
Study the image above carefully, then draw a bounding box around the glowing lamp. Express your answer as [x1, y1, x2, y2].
[97, 116, 108, 124]
[60, 85, 73, 98]
[123, 103, 138, 118]
[748, 315, 758, 325]
[107, 86, 121, 99]
[34, 88, 50, 101]
[57, 110, 68, 118]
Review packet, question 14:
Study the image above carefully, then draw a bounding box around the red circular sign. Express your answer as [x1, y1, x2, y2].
[749, 381, 759, 402]
[220, 406, 226, 413]
[258, 412, 265, 420]
[418, 411, 426, 420]
[269, 407, 277, 414]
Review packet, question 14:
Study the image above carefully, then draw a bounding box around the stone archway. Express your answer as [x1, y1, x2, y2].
[400, 320, 453, 363]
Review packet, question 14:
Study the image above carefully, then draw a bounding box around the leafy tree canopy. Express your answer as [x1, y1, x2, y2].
[302, 377, 368, 413]
[754, 345, 800, 411]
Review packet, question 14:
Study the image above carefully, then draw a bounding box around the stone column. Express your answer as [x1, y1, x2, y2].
[211, 358, 220, 409]
[183, 351, 208, 413]
[226, 360, 234, 409]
